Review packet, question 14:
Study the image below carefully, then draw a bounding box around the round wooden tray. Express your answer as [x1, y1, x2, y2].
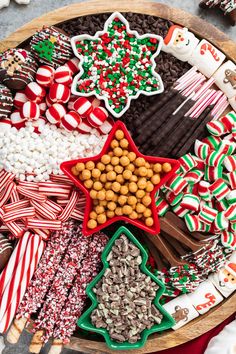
[1, 1, 236, 353]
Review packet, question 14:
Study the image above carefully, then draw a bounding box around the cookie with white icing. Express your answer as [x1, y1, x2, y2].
[0, 233, 13, 271]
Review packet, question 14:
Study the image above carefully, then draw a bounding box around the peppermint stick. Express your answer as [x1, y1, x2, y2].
[8, 221, 76, 344]
[32, 227, 91, 344]
[51, 232, 109, 346]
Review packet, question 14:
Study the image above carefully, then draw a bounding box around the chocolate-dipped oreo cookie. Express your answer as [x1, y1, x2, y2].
[0, 233, 13, 271]
[0, 49, 38, 90]
[0, 84, 13, 118]
[30, 26, 73, 68]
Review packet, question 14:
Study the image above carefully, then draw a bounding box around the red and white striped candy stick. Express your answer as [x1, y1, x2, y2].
[181, 74, 206, 97]
[49, 174, 73, 185]
[5, 222, 25, 238]
[38, 182, 71, 198]
[17, 186, 46, 203]
[0, 170, 15, 193]
[212, 95, 229, 120]
[70, 207, 84, 221]
[30, 199, 57, 220]
[3, 207, 35, 223]
[44, 199, 63, 214]
[30, 228, 50, 241]
[3, 200, 30, 213]
[191, 77, 215, 101]
[18, 181, 38, 191]
[0, 235, 44, 333]
[10, 185, 20, 203]
[0, 232, 30, 301]
[58, 190, 80, 222]
[0, 181, 15, 208]
[26, 218, 62, 230]
[175, 69, 199, 91]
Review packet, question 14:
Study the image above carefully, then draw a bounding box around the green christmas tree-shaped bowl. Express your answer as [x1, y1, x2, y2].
[77, 226, 175, 350]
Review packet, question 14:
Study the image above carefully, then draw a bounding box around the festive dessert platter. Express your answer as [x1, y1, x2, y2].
[0, 1, 236, 353]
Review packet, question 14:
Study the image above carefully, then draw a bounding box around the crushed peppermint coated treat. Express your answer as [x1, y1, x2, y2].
[52, 232, 108, 343]
[72, 13, 163, 117]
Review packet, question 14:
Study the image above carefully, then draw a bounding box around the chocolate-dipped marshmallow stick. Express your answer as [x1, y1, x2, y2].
[7, 220, 77, 345]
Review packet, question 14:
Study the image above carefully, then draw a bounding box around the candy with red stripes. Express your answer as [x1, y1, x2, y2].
[165, 191, 183, 206]
[74, 97, 92, 117]
[65, 57, 79, 75]
[61, 111, 81, 131]
[45, 103, 66, 125]
[199, 204, 218, 225]
[206, 150, 225, 167]
[36, 65, 55, 87]
[219, 111, 236, 132]
[194, 140, 210, 160]
[214, 211, 229, 230]
[172, 201, 191, 218]
[97, 117, 114, 135]
[49, 83, 70, 104]
[10, 111, 26, 129]
[224, 204, 236, 222]
[76, 118, 93, 134]
[184, 214, 202, 232]
[87, 106, 108, 127]
[21, 101, 40, 121]
[217, 140, 235, 156]
[223, 155, 236, 172]
[221, 230, 236, 250]
[184, 169, 204, 183]
[206, 120, 227, 136]
[180, 193, 200, 212]
[25, 82, 46, 103]
[54, 66, 72, 86]
[13, 91, 28, 109]
[198, 181, 211, 201]
[204, 165, 223, 182]
[178, 153, 197, 174]
[226, 190, 236, 204]
[165, 174, 188, 195]
[227, 171, 236, 189]
[208, 178, 231, 201]
[155, 196, 169, 216]
[202, 136, 222, 150]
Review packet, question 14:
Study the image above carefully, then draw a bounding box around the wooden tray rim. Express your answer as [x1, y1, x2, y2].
[0, 1, 235, 353]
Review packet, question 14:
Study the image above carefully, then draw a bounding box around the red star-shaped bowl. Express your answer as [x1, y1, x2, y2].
[61, 121, 179, 236]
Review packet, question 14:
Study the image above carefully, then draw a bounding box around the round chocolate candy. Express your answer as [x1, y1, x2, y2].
[0, 84, 13, 119]
[0, 234, 13, 271]
[0, 49, 38, 90]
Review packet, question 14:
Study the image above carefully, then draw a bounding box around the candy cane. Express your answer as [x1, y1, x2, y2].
[30, 200, 57, 220]
[3, 207, 35, 223]
[17, 186, 46, 203]
[0, 232, 30, 302]
[26, 219, 62, 230]
[0, 235, 44, 333]
[200, 42, 221, 62]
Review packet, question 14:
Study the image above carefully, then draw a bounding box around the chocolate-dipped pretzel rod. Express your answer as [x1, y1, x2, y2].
[146, 233, 203, 294]
[29, 230, 91, 353]
[199, 0, 236, 25]
[48, 232, 109, 354]
[162, 232, 190, 257]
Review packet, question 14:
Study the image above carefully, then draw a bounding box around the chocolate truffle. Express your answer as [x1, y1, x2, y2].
[0, 48, 38, 90]
[30, 26, 73, 68]
[0, 84, 13, 118]
[0, 234, 13, 271]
